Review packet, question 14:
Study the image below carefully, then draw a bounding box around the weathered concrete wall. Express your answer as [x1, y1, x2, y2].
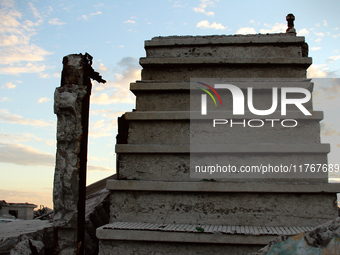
[141, 66, 309, 81]
[117, 153, 328, 181]
[99, 240, 262, 255]
[127, 120, 321, 144]
[110, 191, 337, 227]
[134, 90, 314, 112]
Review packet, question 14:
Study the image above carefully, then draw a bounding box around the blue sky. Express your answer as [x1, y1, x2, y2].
[0, 0, 340, 208]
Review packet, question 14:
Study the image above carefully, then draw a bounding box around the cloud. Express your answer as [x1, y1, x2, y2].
[314, 31, 325, 37]
[173, 1, 187, 8]
[91, 57, 139, 105]
[81, 12, 101, 20]
[28, 2, 41, 19]
[107, 110, 125, 119]
[93, 119, 105, 130]
[315, 38, 322, 42]
[236, 27, 256, 35]
[0, 63, 48, 75]
[124, 16, 136, 24]
[0, 132, 55, 147]
[0, 132, 43, 143]
[333, 33, 340, 38]
[89, 130, 112, 139]
[39, 73, 50, 78]
[1, 0, 14, 9]
[90, 109, 115, 117]
[196, 20, 226, 30]
[90, 118, 118, 134]
[87, 165, 111, 172]
[53, 72, 60, 78]
[0, 189, 53, 209]
[0, 109, 55, 127]
[323, 20, 328, 26]
[312, 78, 340, 103]
[311, 47, 322, 51]
[88, 155, 107, 162]
[93, 60, 108, 74]
[91, 11, 102, 16]
[321, 123, 340, 137]
[0, 2, 53, 74]
[193, 0, 215, 16]
[259, 23, 286, 34]
[0, 143, 54, 166]
[89, 109, 124, 138]
[327, 55, 340, 63]
[48, 18, 66, 25]
[307, 64, 329, 78]
[0, 97, 9, 102]
[297, 28, 309, 36]
[1, 82, 16, 89]
[37, 97, 50, 103]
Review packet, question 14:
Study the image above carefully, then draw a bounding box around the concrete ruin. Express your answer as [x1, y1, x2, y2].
[256, 217, 340, 254]
[0, 220, 53, 254]
[0, 201, 37, 220]
[53, 53, 106, 254]
[95, 31, 340, 254]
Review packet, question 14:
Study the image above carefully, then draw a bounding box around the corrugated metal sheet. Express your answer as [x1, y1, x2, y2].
[103, 222, 314, 236]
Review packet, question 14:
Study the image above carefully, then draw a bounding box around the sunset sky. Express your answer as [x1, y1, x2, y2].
[0, 0, 340, 208]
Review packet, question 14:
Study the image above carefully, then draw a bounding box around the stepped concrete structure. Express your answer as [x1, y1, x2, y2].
[96, 33, 340, 254]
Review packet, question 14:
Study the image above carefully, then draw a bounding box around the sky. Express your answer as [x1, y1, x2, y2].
[0, 0, 340, 209]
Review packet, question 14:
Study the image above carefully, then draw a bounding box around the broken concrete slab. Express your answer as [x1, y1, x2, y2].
[0, 220, 53, 254]
[255, 217, 340, 255]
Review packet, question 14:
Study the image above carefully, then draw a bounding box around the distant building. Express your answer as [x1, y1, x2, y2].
[0, 200, 37, 220]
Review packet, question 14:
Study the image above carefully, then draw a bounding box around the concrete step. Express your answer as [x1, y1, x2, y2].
[105, 181, 338, 227]
[127, 119, 322, 145]
[144, 35, 307, 59]
[130, 80, 313, 92]
[124, 110, 323, 120]
[97, 228, 264, 255]
[141, 65, 309, 81]
[115, 144, 329, 181]
[131, 80, 314, 111]
[145, 34, 306, 46]
[146, 44, 303, 59]
[140, 57, 311, 81]
[124, 111, 324, 144]
[140, 57, 312, 66]
[116, 143, 330, 153]
[97, 221, 314, 255]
